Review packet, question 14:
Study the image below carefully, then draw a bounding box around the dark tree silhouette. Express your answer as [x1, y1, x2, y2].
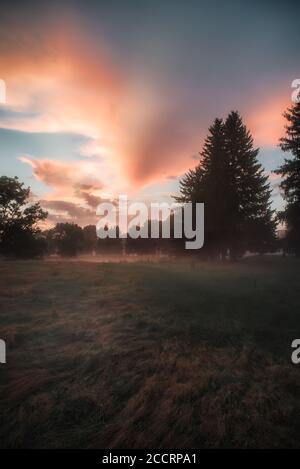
[275, 98, 300, 255]
[125, 220, 160, 255]
[48, 223, 84, 256]
[82, 225, 98, 253]
[224, 111, 276, 258]
[97, 225, 123, 254]
[178, 118, 230, 259]
[178, 113, 276, 259]
[0, 176, 47, 257]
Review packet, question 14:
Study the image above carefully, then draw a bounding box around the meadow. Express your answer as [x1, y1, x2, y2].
[0, 256, 300, 448]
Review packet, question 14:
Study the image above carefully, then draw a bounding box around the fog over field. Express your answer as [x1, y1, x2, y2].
[1, 257, 300, 448]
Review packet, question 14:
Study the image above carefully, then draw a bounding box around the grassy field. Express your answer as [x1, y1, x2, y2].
[0, 257, 300, 448]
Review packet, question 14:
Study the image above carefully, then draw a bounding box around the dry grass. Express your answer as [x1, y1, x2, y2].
[0, 257, 300, 448]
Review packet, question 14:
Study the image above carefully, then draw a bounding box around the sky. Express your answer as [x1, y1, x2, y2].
[0, 0, 299, 227]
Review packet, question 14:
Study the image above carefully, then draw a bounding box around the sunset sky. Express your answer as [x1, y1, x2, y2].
[0, 0, 298, 226]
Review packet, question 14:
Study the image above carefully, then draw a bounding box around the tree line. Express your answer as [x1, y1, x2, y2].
[1, 98, 300, 259]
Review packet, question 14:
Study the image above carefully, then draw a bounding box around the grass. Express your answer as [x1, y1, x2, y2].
[0, 256, 300, 448]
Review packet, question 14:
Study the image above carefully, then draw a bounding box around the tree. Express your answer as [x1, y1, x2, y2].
[125, 220, 159, 255]
[224, 111, 276, 258]
[82, 225, 98, 253]
[97, 225, 123, 254]
[275, 99, 300, 255]
[178, 118, 231, 258]
[48, 223, 84, 256]
[0, 176, 47, 257]
[178, 113, 276, 259]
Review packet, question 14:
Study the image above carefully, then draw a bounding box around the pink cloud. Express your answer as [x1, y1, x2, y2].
[40, 199, 97, 227]
[0, 13, 198, 193]
[0, 9, 291, 208]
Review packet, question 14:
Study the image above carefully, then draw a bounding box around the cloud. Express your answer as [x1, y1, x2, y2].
[74, 183, 104, 209]
[19, 156, 75, 188]
[19, 155, 109, 218]
[0, 3, 293, 210]
[19, 156, 105, 191]
[0, 11, 198, 191]
[0, 12, 127, 192]
[41, 199, 97, 226]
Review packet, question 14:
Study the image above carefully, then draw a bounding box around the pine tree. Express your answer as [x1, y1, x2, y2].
[178, 113, 276, 259]
[224, 111, 276, 259]
[178, 118, 230, 258]
[275, 100, 300, 255]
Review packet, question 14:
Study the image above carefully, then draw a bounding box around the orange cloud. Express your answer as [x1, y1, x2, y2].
[40, 199, 98, 227]
[19, 156, 108, 203]
[19, 157, 76, 188]
[0, 11, 198, 193]
[19, 155, 111, 226]
[1, 8, 290, 208]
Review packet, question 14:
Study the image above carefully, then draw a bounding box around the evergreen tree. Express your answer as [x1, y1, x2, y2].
[178, 118, 230, 258]
[275, 99, 300, 255]
[224, 111, 276, 258]
[201, 118, 230, 258]
[178, 113, 276, 259]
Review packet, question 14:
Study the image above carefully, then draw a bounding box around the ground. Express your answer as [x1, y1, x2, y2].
[0, 257, 300, 448]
